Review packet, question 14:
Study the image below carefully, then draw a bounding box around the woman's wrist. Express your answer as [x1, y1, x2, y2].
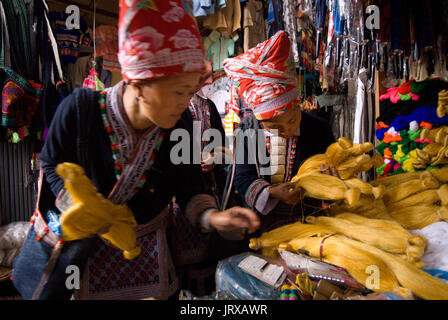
[199, 208, 219, 233]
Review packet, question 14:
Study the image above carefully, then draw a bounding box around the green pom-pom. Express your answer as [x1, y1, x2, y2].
[12, 132, 21, 143]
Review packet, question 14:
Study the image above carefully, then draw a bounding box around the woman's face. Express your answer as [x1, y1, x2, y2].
[261, 106, 302, 139]
[137, 72, 201, 129]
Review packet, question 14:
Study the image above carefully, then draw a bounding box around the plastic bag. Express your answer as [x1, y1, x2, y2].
[215, 252, 281, 300]
[179, 290, 234, 300]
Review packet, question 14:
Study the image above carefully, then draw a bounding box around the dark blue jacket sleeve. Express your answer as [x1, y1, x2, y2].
[233, 126, 265, 202]
[39, 93, 79, 197]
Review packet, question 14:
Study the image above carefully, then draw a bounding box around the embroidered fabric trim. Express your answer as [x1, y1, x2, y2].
[100, 82, 166, 204]
[245, 178, 271, 209]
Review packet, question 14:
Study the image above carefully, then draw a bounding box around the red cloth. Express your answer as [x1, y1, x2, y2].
[420, 121, 433, 129]
[376, 121, 389, 130]
[383, 132, 402, 144]
[223, 31, 299, 120]
[398, 80, 413, 95]
[118, 0, 205, 81]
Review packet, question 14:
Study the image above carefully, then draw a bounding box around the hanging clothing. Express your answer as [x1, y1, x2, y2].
[205, 31, 235, 72]
[316, 94, 354, 141]
[94, 25, 120, 71]
[267, 0, 285, 38]
[49, 11, 90, 65]
[243, 0, 267, 52]
[192, 0, 228, 17]
[282, 0, 299, 64]
[203, 0, 242, 36]
[0, 2, 11, 68]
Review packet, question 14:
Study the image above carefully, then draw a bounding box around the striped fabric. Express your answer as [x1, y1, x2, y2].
[245, 179, 271, 209]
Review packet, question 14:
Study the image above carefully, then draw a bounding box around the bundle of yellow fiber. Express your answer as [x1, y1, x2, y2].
[420, 126, 448, 143]
[331, 214, 426, 267]
[287, 236, 406, 295]
[325, 195, 392, 220]
[431, 166, 448, 183]
[343, 177, 386, 199]
[248, 221, 334, 251]
[341, 236, 448, 300]
[370, 171, 423, 188]
[337, 154, 374, 179]
[295, 154, 329, 177]
[292, 173, 361, 206]
[437, 89, 448, 118]
[414, 146, 448, 169]
[388, 205, 448, 229]
[386, 187, 448, 212]
[334, 213, 424, 244]
[305, 216, 427, 264]
[325, 137, 374, 168]
[287, 235, 448, 300]
[295, 138, 379, 180]
[381, 174, 440, 204]
[290, 138, 386, 207]
[414, 127, 448, 169]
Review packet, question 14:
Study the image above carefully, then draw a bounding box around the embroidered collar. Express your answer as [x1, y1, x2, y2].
[100, 81, 165, 204]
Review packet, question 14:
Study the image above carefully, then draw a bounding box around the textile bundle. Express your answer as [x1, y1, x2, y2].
[249, 136, 448, 300]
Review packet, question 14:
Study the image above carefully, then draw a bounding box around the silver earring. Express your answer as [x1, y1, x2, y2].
[136, 96, 140, 102]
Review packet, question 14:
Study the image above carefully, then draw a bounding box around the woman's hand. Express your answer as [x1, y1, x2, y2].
[201, 162, 215, 173]
[201, 152, 216, 173]
[268, 182, 303, 205]
[209, 207, 260, 234]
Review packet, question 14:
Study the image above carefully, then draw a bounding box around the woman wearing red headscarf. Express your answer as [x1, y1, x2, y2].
[224, 31, 335, 233]
[12, 0, 259, 300]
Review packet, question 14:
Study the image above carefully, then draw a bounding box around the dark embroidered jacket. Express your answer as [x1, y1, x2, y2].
[234, 111, 335, 214]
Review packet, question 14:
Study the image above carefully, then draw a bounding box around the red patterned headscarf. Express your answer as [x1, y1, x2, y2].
[223, 31, 299, 120]
[118, 0, 205, 81]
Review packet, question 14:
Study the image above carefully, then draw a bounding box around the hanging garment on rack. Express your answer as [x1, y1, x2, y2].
[267, 0, 285, 38]
[243, 0, 267, 52]
[94, 25, 120, 71]
[201, 76, 231, 115]
[316, 94, 354, 141]
[205, 31, 235, 71]
[70, 56, 92, 90]
[282, 0, 299, 63]
[193, 0, 225, 17]
[49, 11, 90, 65]
[1, 0, 31, 79]
[0, 2, 11, 68]
[353, 67, 367, 145]
[0, 66, 43, 140]
[203, 0, 242, 36]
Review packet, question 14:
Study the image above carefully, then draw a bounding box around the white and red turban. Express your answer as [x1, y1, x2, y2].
[223, 31, 299, 120]
[118, 0, 206, 81]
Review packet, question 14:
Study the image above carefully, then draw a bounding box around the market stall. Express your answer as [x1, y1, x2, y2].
[0, 0, 448, 301]
[180, 0, 448, 301]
